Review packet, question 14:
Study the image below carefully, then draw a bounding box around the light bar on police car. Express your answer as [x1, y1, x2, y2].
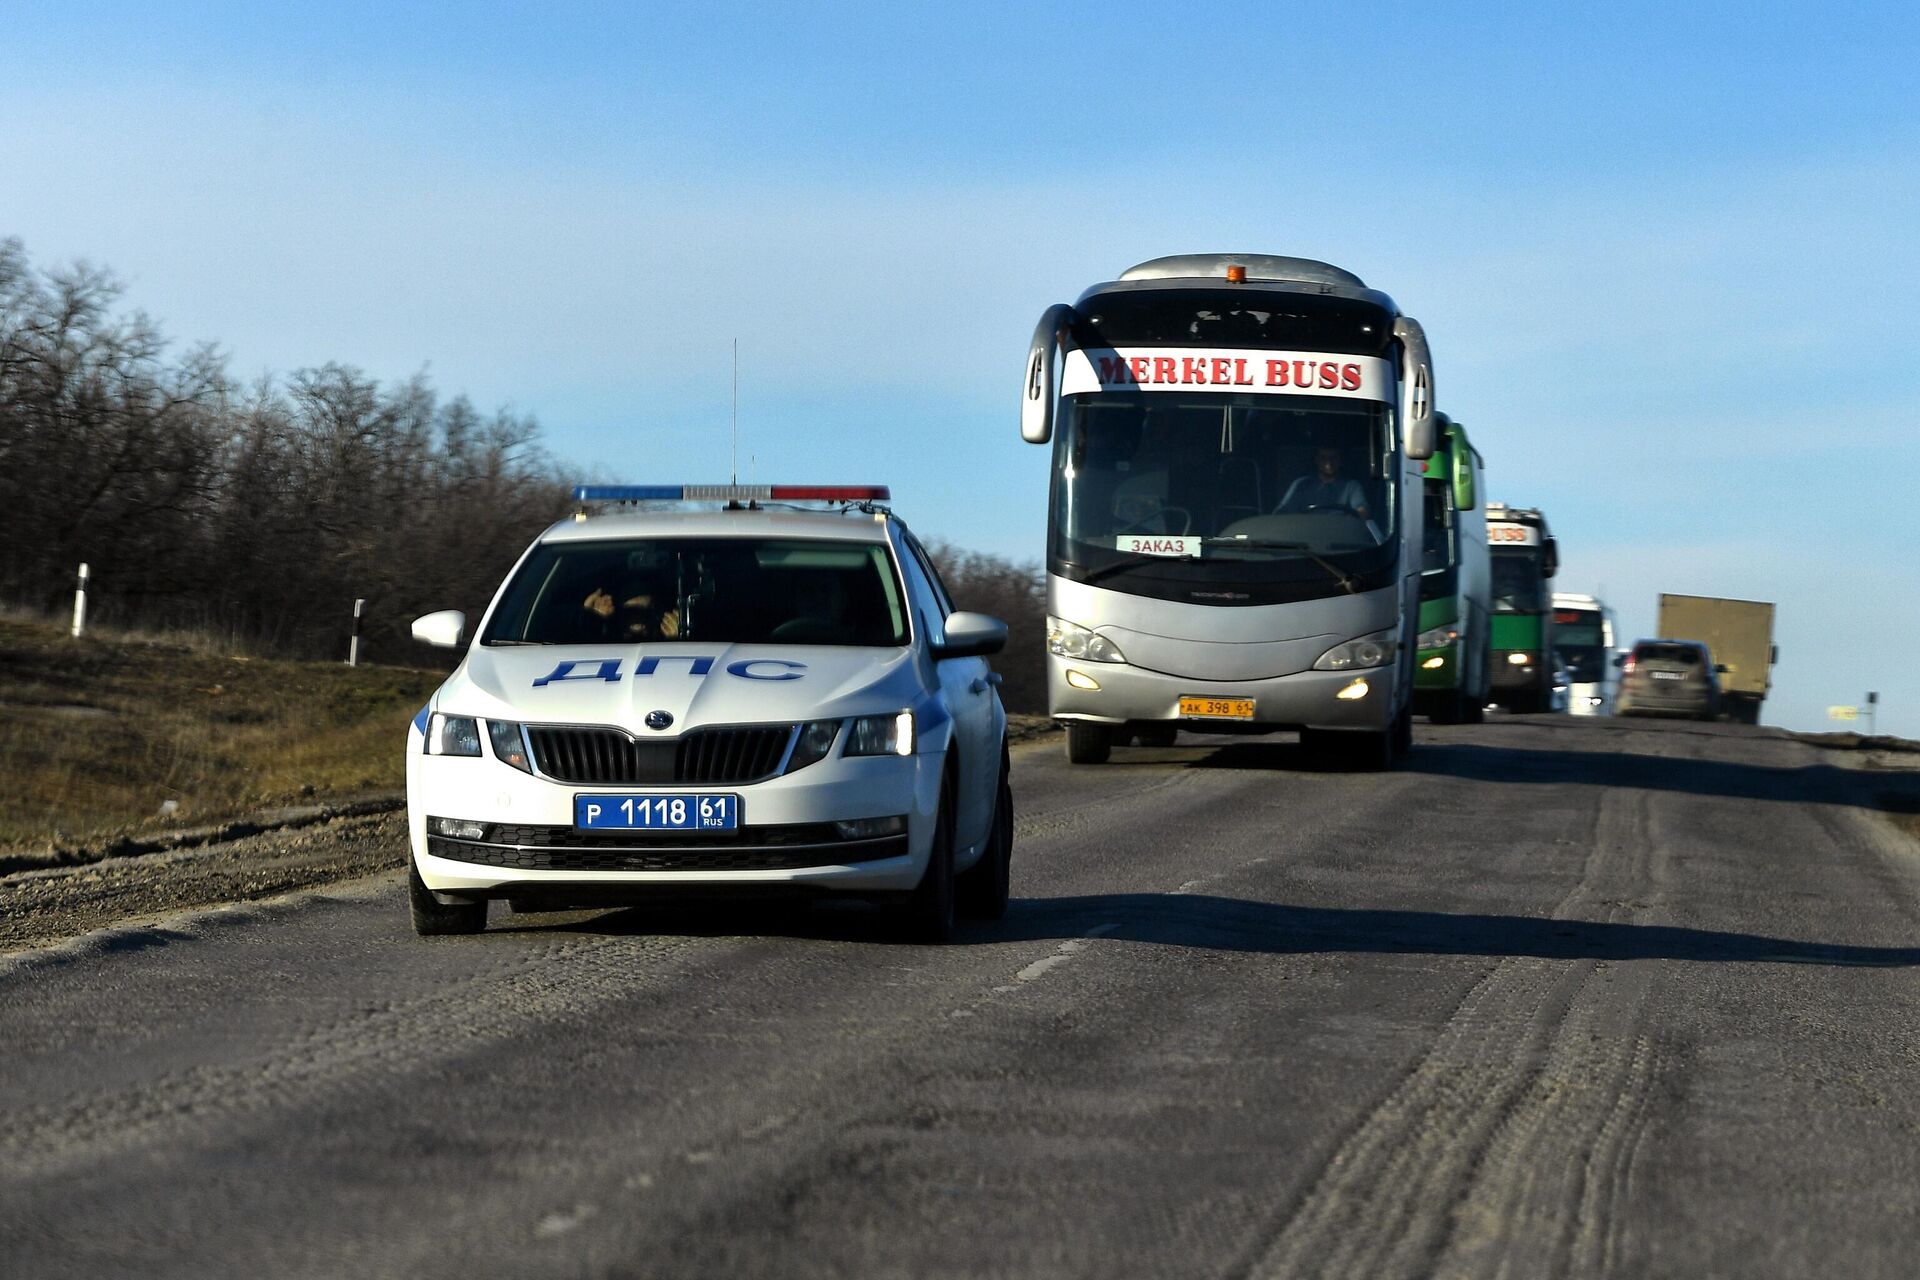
[572, 484, 890, 503]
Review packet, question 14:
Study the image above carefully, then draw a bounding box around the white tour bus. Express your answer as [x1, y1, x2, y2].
[1551, 592, 1618, 716]
[1021, 254, 1437, 768]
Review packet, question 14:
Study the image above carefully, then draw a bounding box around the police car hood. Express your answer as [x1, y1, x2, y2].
[448, 642, 922, 731]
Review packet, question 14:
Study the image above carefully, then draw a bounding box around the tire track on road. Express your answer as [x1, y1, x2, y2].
[0, 926, 703, 1178]
[1240, 785, 1669, 1280]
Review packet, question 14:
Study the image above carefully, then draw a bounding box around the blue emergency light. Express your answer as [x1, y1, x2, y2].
[572, 485, 891, 503]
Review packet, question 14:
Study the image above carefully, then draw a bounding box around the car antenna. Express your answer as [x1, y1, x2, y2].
[729, 338, 753, 508]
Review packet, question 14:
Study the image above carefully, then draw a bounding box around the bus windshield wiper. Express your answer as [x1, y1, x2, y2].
[1199, 538, 1359, 594]
[1078, 551, 1197, 587]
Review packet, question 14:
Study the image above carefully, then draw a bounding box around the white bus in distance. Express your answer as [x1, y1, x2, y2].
[1552, 592, 1618, 715]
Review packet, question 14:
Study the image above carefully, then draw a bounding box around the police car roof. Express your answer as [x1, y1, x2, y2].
[539, 506, 894, 545]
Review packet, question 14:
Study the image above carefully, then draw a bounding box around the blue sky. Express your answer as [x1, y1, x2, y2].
[4, 1, 1915, 734]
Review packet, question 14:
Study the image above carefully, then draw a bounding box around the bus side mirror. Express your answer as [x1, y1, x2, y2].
[1394, 316, 1436, 460]
[1543, 537, 1560, 579]
[1612, 653, 1625, 668]
[1021, 304, 1074, 445]
[1451, 438, 1477, 511]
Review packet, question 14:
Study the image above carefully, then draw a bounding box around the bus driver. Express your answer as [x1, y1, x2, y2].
[1277, 446, 1371, 521]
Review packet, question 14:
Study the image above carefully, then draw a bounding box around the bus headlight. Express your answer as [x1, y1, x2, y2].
[1416, 625, 1460, 650]
[1047, 617, 1127, 663]
[1314, 630, 1397, 671]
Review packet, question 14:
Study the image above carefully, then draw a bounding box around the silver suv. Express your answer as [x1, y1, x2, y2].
[1615, 639, 1723, 721]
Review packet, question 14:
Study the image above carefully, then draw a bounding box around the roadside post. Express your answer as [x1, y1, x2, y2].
[71, 563, 89, 639]
[348, 598, 366, 667]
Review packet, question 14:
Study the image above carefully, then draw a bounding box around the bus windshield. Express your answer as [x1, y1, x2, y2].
[1421, 479, 1453, 573]
[1490, 549, 1549, 614]
[1051, 392, 1396, 565]
[1553, 609, 1608, 681]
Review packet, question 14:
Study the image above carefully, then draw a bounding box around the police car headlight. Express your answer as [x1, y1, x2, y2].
[1416, 625, 1460, 650]
[847, 711, 914, 757]
[426, 713, 482, 757]
[1314, 630, 1397, 672]
[1047, 617, 1126, 664]
[487, 720, 532, 772]
[785, 720, 841, 773]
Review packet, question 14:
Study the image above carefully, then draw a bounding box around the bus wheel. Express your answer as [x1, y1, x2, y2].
[1065, 722, 1112, 765]
[1460, 696, 1486, 725]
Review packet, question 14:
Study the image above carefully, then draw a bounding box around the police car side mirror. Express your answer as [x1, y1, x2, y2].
[1715, 663, 1729, 674]
[411, 610, 466, 649]
[935, 612, 1008, 660]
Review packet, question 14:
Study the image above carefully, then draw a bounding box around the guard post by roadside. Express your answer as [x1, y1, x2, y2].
[348, 597, 365, 667]
[70, 563, 90, 639]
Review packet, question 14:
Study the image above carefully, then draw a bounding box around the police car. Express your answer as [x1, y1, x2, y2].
[405, 485, 1013, 942]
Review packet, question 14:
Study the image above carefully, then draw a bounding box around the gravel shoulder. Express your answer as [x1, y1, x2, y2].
[0, 808, 406, 953]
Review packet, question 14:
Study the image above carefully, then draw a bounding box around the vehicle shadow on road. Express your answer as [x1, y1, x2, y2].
[1403, 742, 1920, 816]
[984, 892, 1920, 968]
[1163, 737, 1920, 817]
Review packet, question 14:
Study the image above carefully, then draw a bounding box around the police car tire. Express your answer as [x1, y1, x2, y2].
[1066, 722, 1111, 765]
[958, 766, 1013, 921]
[409, 860, 487, 936]
[901, 777, 957, 942]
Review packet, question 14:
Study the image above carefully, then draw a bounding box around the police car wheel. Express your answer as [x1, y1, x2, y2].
[958, 764, 1013, 921]
[900, 776, 957, 943]
[409, 860, 487, 936]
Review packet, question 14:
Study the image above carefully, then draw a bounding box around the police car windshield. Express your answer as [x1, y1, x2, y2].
[482, 538, 909, 647]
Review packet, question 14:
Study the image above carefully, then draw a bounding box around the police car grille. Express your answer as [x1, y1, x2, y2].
[677, 726, 793, 784]
[526, 725, 795, 784]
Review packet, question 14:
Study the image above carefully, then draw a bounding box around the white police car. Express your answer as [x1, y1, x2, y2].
[405, 485, 1013, 942]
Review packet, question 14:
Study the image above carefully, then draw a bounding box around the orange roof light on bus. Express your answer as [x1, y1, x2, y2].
[1225, 264, 1247, 283]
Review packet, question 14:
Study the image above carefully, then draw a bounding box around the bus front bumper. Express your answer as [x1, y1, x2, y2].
[1047, 655, 1396, 732]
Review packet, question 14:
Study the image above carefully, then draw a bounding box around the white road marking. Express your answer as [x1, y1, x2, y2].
[1015, 922, 1118, 983]
[534, 1204, 597, 1238]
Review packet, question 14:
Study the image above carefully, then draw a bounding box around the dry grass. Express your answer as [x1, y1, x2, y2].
[0, 617, 442, 850]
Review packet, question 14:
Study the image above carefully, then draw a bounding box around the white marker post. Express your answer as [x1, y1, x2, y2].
[71, 563, 90, 639]
[348, 598, 366, 667]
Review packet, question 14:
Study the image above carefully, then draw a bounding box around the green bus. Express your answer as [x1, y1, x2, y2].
[1412, 416, 1490, 723]
[1484, 503, 1560, 712]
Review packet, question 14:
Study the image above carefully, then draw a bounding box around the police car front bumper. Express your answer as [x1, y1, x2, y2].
[407, 739, 938, 898]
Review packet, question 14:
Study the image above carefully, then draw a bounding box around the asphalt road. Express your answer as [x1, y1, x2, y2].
[4, 715, 1920, 1279]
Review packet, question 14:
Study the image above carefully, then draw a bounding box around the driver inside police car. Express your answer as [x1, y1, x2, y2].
[1277, 445, 1371, 520]
[583, 569, 681, 640]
